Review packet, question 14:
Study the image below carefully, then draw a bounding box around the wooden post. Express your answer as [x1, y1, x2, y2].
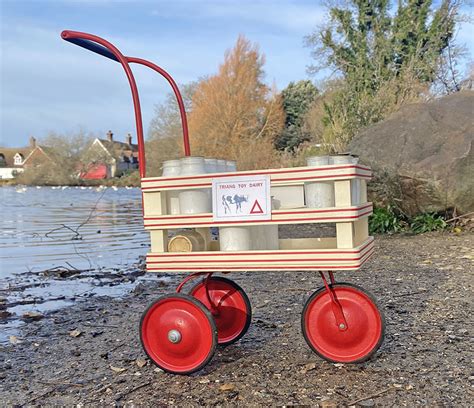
[360, 179, 368, 203]
[334, 180, 351, 208]
[150, 230, 168, 253]
[334, 180, 354, 248]
[143, 191, 167, 216]
[144, 191, 169, 252]
[353, 218, 369, 246]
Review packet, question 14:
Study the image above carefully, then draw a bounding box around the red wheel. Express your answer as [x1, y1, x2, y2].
[302, 283, 384, 363]
[190, 277, 251, 345]
[139, 294, 217, 374]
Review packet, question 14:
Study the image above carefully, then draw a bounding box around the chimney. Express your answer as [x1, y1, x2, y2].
[106, 130, 113, 142]
[29, 136, 37, 148]
[126, 133, 132, 145]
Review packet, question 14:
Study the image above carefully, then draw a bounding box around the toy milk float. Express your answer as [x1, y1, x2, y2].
[61, 30, 385, 374]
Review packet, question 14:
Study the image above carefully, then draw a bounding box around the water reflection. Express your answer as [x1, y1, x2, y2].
[0, 186, 149, 277]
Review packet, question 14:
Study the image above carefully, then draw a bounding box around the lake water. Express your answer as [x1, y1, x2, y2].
[0, 186, 154, 342]
[1, 186, 149, 277]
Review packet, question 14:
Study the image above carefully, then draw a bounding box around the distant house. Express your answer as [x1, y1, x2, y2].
[81, 131, 139, 179]
[0, 137, 51, 179]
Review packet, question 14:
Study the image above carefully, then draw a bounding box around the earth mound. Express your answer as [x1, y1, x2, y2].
[350, 91, 473, 215]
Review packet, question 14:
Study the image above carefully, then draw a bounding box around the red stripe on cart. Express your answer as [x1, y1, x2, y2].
[146, 239, 374, 259]
[146, 250, 374, 272]
[147, 246, 374, 265]
[147, 255, 368, 264]
[272, 203, 372, 216]
[148, 264, 362, 271]
[143, 203, 373, 221]
[141, 173, 371, 191]
[144, 210, 373, 227]
[141, 164, 371, 183]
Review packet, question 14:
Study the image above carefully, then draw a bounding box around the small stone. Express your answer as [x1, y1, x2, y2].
[320, 400, 337, 408]
[135, 358, 147, 368]
[301, 362, 317, 373]
[358, 399, 375, 407]
[22, 311, 44, 321]
[132, 283, 147, 295]
[9, 336, 22, 345]
[219, 383, 236, 392]
[69, 329, 82, 338]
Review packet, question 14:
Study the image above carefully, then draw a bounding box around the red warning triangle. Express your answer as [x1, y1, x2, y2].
[250, 199, 264, 214]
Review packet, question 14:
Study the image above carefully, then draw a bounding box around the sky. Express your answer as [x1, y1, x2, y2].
[1, 0, 473, 148]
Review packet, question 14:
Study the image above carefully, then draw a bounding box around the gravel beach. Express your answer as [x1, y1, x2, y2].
[1, 232, 472, 407]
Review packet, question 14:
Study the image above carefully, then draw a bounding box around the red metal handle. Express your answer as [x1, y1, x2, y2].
[61, 30, 192, 178]
[127, 57, 191, 159]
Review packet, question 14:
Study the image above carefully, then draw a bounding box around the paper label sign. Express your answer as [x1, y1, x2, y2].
[212, 175, 271, 222]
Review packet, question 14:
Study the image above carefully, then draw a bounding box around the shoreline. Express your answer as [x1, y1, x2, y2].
[1, 233, 472, 406]
[0, 181, 141, 188]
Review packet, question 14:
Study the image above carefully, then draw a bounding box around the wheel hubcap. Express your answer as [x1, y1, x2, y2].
[167, 329, 182, 344]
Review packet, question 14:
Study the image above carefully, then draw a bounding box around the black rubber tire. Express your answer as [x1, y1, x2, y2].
[139, 293, 218, 375]
[189, 276, 252, 346]
[301, 282, 385, 364]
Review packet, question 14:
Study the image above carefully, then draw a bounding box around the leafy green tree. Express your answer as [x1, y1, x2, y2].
[275, 80, 319, 151]
[305, 0, 464, 150]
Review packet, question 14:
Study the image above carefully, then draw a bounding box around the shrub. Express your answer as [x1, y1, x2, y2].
[410, 213, 447, 234]
[369, 206, 405, 234]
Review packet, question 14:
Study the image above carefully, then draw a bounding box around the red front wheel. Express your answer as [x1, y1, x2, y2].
[190, 277, 252, 345]
[140, 294, 217, 374]
[302, 283, 384, 363]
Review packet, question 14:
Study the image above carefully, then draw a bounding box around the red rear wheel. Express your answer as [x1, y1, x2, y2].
[190, 277, 251, 345]
[140, 294, 217, 374]
[302, 283, 384, 363]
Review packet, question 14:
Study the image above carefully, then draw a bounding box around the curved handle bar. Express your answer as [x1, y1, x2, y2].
[62, 37, 119, 62]
[61, 30, 192, 178]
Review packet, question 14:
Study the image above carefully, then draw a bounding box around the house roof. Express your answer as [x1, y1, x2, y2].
[23, 145, 53, 165]
[0, 147, 34, 167]
[0, 144, 53, 167]
[96, 138, 139, 159]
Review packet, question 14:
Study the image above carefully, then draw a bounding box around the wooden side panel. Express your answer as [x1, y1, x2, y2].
[141, 165, 372, 192]
[141, 165, 374, 270]
[145, 237, 375, 272]
[142, 203, 374, 230]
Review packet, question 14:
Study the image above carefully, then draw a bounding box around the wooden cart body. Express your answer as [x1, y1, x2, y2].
[142, 163, 373, 273]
